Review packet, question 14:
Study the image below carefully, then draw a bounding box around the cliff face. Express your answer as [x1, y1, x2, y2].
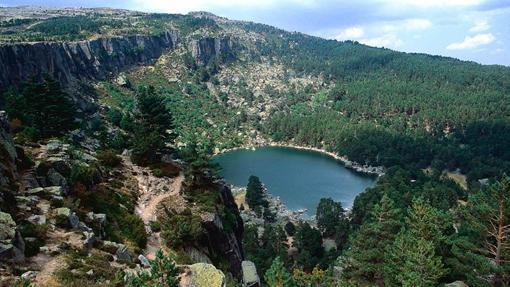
[0, 31, 178, 91]
[200, 182, 244, 278]
[190, 37, 235, 65]
[0, 111, 19, 188]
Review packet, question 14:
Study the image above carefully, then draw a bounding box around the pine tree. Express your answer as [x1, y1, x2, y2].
[4, 76, 76, 139]
[449, 176, 510, 286]
[316, 197, 346, 237]
[131, 86, 176, 165]
[246, 175, 268, 211]
[386, 232, 446, 287]
[293, 222, 324, 271]
[384, 198, 448, 286]
[265, 257, 295, 287]
[342, 194, 401, 285]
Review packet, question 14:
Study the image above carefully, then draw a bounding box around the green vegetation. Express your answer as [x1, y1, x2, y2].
[246, 175, 269, 215]
[74, 167, 147, 250]
[56, 249, 124, 287]
[125, 250, 179, 287]
[4, 76, 77, 140]
[160, 207, 203, 250]
[131, 86, 176, 165]
[449, 176, 510, 286]
[316, 198, 348, 239]
[265, 257, 295, 287]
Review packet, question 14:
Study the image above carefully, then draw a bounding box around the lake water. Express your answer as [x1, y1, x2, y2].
[213, 146, 376, 217]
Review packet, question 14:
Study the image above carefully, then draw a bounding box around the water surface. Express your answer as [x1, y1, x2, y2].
[213, 147, 376, 217]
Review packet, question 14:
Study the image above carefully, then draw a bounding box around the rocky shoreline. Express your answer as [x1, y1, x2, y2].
[230, 186, 315, 226]
[216, 140, 385, 177]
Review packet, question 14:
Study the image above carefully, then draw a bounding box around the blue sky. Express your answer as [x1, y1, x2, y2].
[2, 0, 509, 66]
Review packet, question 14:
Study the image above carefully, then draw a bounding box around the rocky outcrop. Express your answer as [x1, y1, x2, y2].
[0, 31, 178, 91]
[0, 111, 19, 189]
[179, 263, 226, 287]
[190, 37, 235, 65]
[242, 261, 260, 287]
[200, 182, 244, 279]
[0, 211, 24, 262]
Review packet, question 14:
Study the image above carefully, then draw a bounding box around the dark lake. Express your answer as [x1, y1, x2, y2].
[213, 146, 376, 217]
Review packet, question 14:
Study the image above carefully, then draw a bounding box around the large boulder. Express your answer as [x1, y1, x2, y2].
[53, 207, 79, 228]
[0, 212, 25, 262]
[0, 211, 16, 240]
[242, 261, 260, 287]
[115, 244, 131, 263]
[180, 263, 226, 287]
[446, 281, 469, 287]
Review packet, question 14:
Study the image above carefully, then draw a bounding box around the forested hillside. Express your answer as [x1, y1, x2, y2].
[0, 7, 509, 287]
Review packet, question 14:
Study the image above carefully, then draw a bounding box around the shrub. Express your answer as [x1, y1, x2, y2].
[125, 250, 178, 287]
[69, 163, 102, 187]
[150, 162, 180, 178]
[56, 249, 124, 287]
[161, 208, 203, 249]
[18, 222, 48, 257]
[149, 220, 161, 232]
[96, 150, 122, 168]
[284, 222, 296, 236]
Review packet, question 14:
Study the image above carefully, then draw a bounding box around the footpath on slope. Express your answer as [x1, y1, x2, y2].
[124, 157, 184, 260]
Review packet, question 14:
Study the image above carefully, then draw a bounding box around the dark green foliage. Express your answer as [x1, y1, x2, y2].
[180, 132, 217, 185]
[56, 250, 124, 287]
[384, 198, 449, 286]
[316, 197, 347, 237]
[284, 221, 296, 236]
[131, 86, 176, 165]
[160, 207, 203, 249]
[69, 163, 102, 188]
[448, 176, 510, 286]
[342, 194, 401, 285]
[350, 167, 464, 227]
[265, 257, 296, 287]
[293, 223, 324, 271]
[18, 221, 48, 257]
[386, 232, 446, 287]
[246, 175, 269, 211]
[243, 224, 289, 283]
[96, 150, 122, 168]
[4, 76, 77, 139]
[75, 174, 147, 250]
[125, 250, 179, 287]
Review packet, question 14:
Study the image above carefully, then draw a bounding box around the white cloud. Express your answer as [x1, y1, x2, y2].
[335, 27, 364, 40]
[405, 19, 432, 30]
[376, 18, 431, 34]
[361, 34, 403, 48]
[469, 20, 490, 32]
[446, 33, 495, 50]
[389, 0, 484, 7]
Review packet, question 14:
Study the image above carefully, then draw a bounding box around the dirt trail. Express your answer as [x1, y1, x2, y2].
[124, 157, 184, 259]
[32, 230, 83, 286]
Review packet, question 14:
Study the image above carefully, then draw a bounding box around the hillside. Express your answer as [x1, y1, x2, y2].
[0, 6, 509, 287]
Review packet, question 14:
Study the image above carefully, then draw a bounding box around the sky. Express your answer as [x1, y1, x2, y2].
[1, 0, 509, 66]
